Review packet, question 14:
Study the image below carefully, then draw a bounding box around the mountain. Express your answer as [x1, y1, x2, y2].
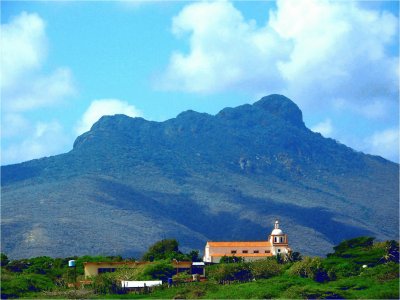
[1, 94, 398, 259]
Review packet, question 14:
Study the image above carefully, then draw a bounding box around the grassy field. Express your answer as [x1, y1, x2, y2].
[2, 237, 399, 299]
[98, 263, 399, 299]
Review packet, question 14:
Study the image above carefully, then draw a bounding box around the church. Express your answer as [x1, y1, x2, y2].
[203, 220, 291, 263]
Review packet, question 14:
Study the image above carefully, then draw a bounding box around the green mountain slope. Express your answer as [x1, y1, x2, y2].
[1, 95, 398, 258]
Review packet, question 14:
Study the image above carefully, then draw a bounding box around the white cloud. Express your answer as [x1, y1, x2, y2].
[159, 0, 289, 94]
[3, 68, 75, 112]
[76, 99, 142, 135]
[1, 12, 76, 165]
[160, 0, 398, 116]
[364, 128, 399, 162]
[1, 121, 72, 165]
[1, 12, 76, 112]
[1, 12, 46, 90]
[1, 113, 30, 138]
[311, 119, 333, 137]
[271, 0, 398, 111]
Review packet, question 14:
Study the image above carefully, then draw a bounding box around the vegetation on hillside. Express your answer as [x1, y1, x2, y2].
[3, 95, 398, 259]
[0, 236, 398, 299]
[142, 239, 200, 262]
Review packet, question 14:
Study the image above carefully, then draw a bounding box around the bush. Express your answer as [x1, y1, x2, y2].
[207, 263, 252, 283]
[324, 260, 358, 278]
[332, 237, 374, 256]
[289, 257, 331, 282]
[187, 250, 201, 262]
[380, 240, 399, 263]
[142, 239, 181, 262]
[219, 255, 244, 264]
[92, 273, 124, 295]
[1, 253, 9, 267]
[1, 273, 55, 298]
[283, 251, 302, 263]
[172, 271, 192, 284]
[6, 259, 31, 273]
[114, 264, 147, 280]
[283, 285, 343, 299]
[140, 261, 175, 282]
[249, 258, 283, 279]
[24, 256, 55, 275]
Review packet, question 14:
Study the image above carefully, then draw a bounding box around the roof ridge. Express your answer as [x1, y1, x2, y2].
[207, 240, 268, 242]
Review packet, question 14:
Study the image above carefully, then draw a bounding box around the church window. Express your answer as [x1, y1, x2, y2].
[274, 237, 277, 243]
[277, 249, 281, 253]
[280, 237, 284, 243]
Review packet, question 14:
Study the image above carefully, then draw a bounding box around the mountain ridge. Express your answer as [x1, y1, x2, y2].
[1, 94, 398, 259]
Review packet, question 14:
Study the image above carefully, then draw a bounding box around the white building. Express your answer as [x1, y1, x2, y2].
[203, 220, 290, 263]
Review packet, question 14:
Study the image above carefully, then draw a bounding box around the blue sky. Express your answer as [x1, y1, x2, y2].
[1, 0, 399, 165]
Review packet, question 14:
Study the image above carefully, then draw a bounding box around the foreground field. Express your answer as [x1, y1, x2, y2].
[100, 263, 398, 299]
[1, 237, 399, 299]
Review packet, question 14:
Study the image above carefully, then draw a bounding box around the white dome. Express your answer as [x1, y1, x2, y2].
[271, 228, 283, 235]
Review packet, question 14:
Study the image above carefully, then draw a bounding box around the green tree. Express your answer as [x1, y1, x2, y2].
[187, 250, 201, 262]
[140, 260, 175, 281]
[332, 236, 375, 256]
[381, 240, 399, 263]
[142, 239, 181, 262]
[6, 259, 31, 273]
[1, 253, 9, 267]
[276, 253, 284, 264]
[92, 273, 124, 295]
[289, 257, 330, 282]
[284, 251, 302, 263]
[25, 256, 54, 275]
[1, 273, 55, 298]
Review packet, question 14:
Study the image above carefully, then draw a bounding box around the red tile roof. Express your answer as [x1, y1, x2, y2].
[207, 241, 271, 247]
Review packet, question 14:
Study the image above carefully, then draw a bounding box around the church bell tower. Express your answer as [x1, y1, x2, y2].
[268, 220, 289, 255]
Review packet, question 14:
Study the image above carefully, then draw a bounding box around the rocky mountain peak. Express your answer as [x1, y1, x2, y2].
[1, 94, 398, 259]
[253, 94, 304, 127]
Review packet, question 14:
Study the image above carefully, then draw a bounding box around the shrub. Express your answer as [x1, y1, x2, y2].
[219, 255, 243, 263]
[1, 253, 9, 267]
[172, 271, 192, 284]
[380, 240, 399, 263]
[24, 256, 55, 275]
[289, 257, 331, 282]
[332, 237, 374, 256]
[92, 273, 124, 295]
[140, 260, 175, 281]
[142, 239, 181, 262]
[6, 259, 31, 273]
[187, 250, 201, 262]
[249, 258, 283, 279]
[207, 263, 251, 283]
[1, 273, 55, 298]
[114, 264, 147, 280]
[283, 251, 302, 263]
[323, 238, 394, 279]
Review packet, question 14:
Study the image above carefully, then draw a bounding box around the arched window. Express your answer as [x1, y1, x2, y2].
[274, 237, 277, 243]
[280, 237, 284, 243]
